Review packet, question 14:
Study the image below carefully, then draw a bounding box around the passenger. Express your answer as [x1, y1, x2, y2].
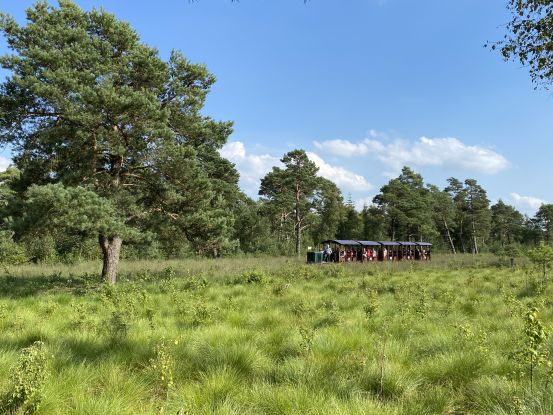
[323, 244, 332, 262]
[383, 248, 388, 261]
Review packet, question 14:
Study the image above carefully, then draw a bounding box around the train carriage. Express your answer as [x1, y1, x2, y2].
[309, 240, 432, 263]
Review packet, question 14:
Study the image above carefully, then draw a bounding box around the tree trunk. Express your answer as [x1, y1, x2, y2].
[459, 221, 466, 253]
[295, 205, 301, 257]
[295, 185, 301, 257]
[99, 235, 123, 284]
[471, 220, 479, 255]
[443, 218, 456, 254]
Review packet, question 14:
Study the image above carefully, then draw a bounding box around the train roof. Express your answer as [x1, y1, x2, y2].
[321, 240, 432, 247]
[356, 240, 381, 246]
[321, 239, 361, 246]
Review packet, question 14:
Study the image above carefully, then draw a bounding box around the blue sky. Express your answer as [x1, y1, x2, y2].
[1, 0, 552, 215]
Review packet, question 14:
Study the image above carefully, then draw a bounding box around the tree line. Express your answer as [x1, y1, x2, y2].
[0, 0, 551, 283]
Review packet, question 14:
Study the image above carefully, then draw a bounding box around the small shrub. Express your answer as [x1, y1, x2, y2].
[299, 325, 316, 355]
[106, 310, 130, 341]
[363, 291, 380, 318]
[509, 306, 551, 391]
[182, 274, 208, 291]
[149, 338, 176, 399]
[0, 303, 7, 321]
[162, 266, 177, 280]
[242, 270, 267, 284]
[272, 282, 291, 296]
[145, 307, 156, 331]
[1, 341, 49, 414]
[291, 300, 312, 318]
[191, 302, 217, 326]
[69, 302, 95, 331]
[39, 300, 59, 316]
[100, 285, 134, 340]
[315, 298, 341, 327]
[22, 234, 57, 263]
[0, 233, 28, 265]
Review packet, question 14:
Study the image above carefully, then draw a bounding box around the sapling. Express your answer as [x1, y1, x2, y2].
[363, 290, 380, 319]
[510, 306, 551, 391]
[528, 242, 553, 280]
[504, 244, 521, 269]
[299, 325, 316, 355]
[149, 338, 176, 400]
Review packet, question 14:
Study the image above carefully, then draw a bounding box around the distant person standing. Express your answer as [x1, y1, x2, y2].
[323, 245, 332, 262]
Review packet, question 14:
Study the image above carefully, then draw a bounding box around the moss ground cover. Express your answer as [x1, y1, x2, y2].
[0, 255, 552, 414]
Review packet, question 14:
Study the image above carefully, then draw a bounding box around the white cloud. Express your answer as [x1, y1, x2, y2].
[314, 136, 509, 175]
[0, 156, 11, 172]
[220, 141, 281, 196]
[220, 141, 246, 160]
[313, 138, 384, 157]
[220, 141, 374, 198]
[354, 196, 376, 211]
[306, 152, 374, 192]
[509, 192, 547, 214]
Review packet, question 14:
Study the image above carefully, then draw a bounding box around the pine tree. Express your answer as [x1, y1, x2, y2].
[0, 1, 237, 282]
[259, 150, 319, 257]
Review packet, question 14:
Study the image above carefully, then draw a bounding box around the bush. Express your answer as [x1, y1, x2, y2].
[0, 232, 27, 265]
[242, 270, 267, 284]
[1, 341, 49, 414]
[22, 234, 57, 263]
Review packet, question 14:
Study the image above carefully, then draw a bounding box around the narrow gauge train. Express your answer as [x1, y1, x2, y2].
[307, 240, 432, 263]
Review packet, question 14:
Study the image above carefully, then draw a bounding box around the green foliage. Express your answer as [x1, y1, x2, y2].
[21, 234, 57, 264]
[509, 306, 551, 391]
[298, 325, 316, 355]
[494, 0, 553, 87]
[1, 341, 49, 414]
[0, 231, 27, 265]
[363, 290, 380, 318]
[373, 166, 434, 242]
[149, 338, 176, 399]
[241, 270, 267, 284]
[0, 1, 240, 282]
[528, 241, 553, 279]
[259, 149, 321, 256]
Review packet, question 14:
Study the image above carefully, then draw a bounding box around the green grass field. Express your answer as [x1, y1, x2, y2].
[1, 255, 552, 414]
